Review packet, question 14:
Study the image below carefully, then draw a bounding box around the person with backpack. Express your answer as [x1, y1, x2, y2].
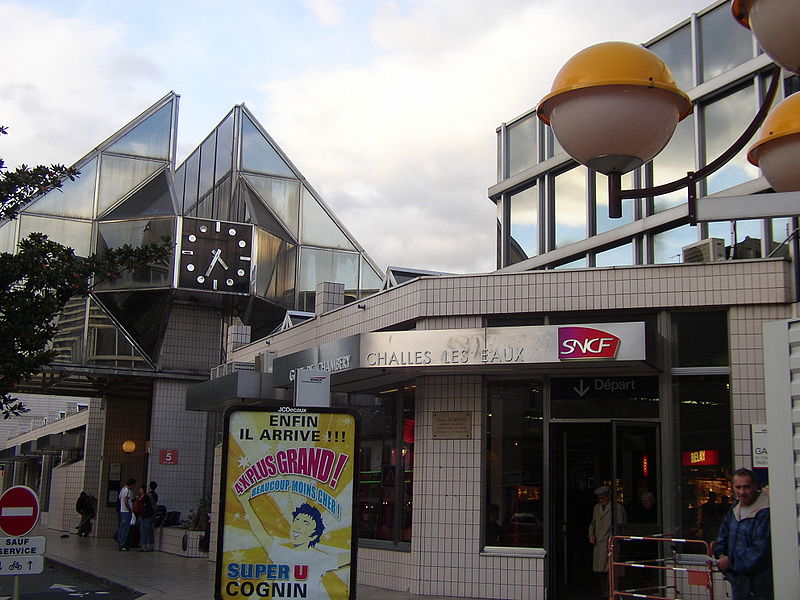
[138, 481, 159, 552]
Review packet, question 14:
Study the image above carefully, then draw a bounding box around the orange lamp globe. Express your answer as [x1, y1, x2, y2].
[732, 0, 800, 74]
[748, 92, 800, 192]
[537, 41, 691, 175]
[122, 440, 136, 454]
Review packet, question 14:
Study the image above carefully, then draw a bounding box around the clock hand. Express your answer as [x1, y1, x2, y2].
[205, 249, 221, 277]
[217, 255, 229, 271]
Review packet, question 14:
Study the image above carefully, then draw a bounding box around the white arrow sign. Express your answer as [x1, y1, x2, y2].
[573, 379, 590, 397]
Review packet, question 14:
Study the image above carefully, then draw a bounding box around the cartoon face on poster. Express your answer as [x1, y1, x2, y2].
[216, 407, 358, 600]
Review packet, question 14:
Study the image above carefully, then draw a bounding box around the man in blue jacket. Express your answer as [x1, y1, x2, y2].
[714, 468, 772, 600]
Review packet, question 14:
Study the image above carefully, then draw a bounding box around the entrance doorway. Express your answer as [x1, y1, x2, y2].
[549, 421, 660, 600]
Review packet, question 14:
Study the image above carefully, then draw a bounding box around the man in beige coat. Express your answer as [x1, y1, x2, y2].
[588, 485, 626, 599]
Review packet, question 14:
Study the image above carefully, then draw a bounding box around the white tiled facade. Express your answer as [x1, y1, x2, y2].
[226, 258, 796, 599]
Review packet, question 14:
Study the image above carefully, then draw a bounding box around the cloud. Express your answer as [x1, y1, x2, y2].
[0, 3, 165, 169]
[301, 0, 344, 26]
[259, 0, 705, 273]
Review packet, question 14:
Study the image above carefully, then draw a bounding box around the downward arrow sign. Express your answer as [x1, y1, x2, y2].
[49, 584, 77, 592]
[573, 379, 590, 397]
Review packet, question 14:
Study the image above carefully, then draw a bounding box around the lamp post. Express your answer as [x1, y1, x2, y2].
[537, 0, 800, 221]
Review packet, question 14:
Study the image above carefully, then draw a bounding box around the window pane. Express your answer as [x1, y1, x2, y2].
[244, 174, 300, 238]
[486, 382, 543, 548]
[97, 156, 165, 217]
[106, 102, 172, 159]
[554, 256, 587, 269]
[672, 311, 729, 367]
[653, 115, 695, 212]
[703, 85, 759, 194]
[183, 151, 200, 212]
[94, 218, 175, 290]
[554, 167, 586, 248]
[360, 259, 383, 297]
[301, 187, 355, 250]
[298, 249, 359, 311]
[508, 115, 538, 177]
[215, 113, 234, 183]
[676, 375, 732, 542]
[649, 25, 694, 91]
[700, 3, 753, 82]
[653, 225, 697, 264]
[241, 115, 294, 178]
[19, 215, 92, 256]
[595, 243, 633, 267]
[596, 171, 634, 234]
[351, 385, 415, 542]
[510, 185, 537, 262]
[769, 217, 792, 257]
[0, 221, 16, 253]
[198, 134, 216, 201]
[24, 157, 97, 220]
[254, 228, 296, 307]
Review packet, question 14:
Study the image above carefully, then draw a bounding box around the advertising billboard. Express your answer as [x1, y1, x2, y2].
[216, 407, 358, 600]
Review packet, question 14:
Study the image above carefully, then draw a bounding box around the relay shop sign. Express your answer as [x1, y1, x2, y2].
[216, 407, 358, 600]
[0, 487, 39, 537]
[274, 322, 647, 386]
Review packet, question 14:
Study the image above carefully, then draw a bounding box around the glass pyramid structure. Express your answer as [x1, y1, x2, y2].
[2, 93, 383, 371]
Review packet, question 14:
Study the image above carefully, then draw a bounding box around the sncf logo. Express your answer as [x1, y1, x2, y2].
[558, 327, 620, 360]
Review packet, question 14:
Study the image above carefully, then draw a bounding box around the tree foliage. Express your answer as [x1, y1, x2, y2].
[0, 125, 172, 418]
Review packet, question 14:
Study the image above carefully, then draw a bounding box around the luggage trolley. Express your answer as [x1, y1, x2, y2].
[609, 535, 715, 599]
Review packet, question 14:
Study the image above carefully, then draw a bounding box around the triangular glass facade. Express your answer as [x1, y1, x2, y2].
[17, 91, 381, 373]
[241, 114, 295, 178]
[105, 102, 173, 160]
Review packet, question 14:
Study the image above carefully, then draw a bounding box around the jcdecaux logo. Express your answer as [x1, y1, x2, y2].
[558, 327, 620, 360]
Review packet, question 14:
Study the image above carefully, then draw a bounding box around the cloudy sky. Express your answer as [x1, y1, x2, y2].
[2, 0, 710, 273]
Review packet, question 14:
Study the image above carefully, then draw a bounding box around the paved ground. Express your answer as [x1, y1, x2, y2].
[39, 528, 466, 600]
[0, 559, 141, 600]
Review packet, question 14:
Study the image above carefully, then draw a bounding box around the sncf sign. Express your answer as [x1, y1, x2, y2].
[558, 327, 621, 360]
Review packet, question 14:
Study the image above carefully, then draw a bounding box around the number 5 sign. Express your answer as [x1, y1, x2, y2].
[159, 449, 179, 465]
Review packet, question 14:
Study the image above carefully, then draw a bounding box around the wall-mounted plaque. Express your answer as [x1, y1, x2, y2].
[432, 411, 472, 439]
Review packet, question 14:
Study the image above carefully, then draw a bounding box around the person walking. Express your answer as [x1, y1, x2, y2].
[138, 481, 159, 552]
[588, 485, 626, 599]
[75, 492, 95, 537]
[116, 478, 136, 551]
[714, 468, 773, 600]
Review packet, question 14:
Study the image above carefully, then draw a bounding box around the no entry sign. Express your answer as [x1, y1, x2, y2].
[0, 487, 39, 537]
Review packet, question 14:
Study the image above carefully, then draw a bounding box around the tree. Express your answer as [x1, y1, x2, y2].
[0, 125, 172, 418]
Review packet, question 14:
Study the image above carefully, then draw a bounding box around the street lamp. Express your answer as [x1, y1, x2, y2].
[537, 0, 800, 220]
[732, 0, 800, 74]
[122, 440, 136, 454]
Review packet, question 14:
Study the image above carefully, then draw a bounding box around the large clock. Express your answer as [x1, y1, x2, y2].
[178, 218, 253, 294]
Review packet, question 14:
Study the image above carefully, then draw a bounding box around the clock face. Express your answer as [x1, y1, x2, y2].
[178, 218, 253, 294]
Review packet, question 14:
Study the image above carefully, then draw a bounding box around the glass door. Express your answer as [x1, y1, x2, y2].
[611, 421, 661, 596]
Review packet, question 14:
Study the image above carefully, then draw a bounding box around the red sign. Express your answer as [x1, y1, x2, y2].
[159, 449, 179, 465]
[558, 327, 621, 360]
[0, 486, 40, 536]
[681, 449, 720, 466]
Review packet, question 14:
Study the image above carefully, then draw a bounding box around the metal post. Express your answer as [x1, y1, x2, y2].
[13, 574, 20, 600]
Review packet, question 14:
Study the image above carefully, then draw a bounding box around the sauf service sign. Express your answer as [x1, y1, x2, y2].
[216, 407, 358, 600]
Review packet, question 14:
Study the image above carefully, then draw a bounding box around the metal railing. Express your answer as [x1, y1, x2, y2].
[609, 535, 715, 599]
